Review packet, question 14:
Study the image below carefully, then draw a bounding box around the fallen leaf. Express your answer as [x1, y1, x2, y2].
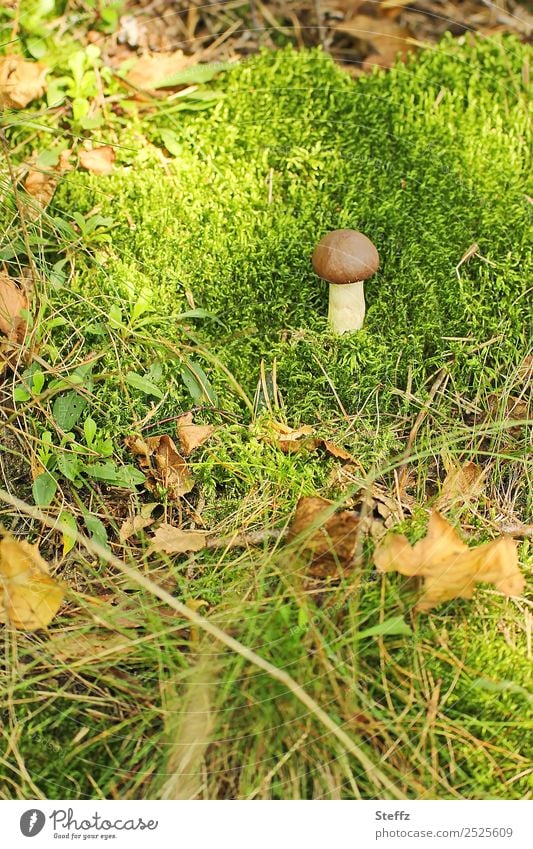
[119, 513, 155, 541]
[288, 496, 360, 577]
[0, 56, 47, 109]
[149, 523, 207, 555]
[262, 421, 318, 454]
[334, 14, 414, 70]
[437, 459, 485, 509]
[261, 420, 359, 460]
[176, 412, 214, 455]
[24, 148, 72, 211]
[125, 50, 190, 90]
[374, 511, 524, 612]
[0, 532, 64, 630]
[0, 270, 27, 341]
[79, 145, 116, 175]
[322, 440, 358, 463]
[487, 392, 530, 438]
[45, 630, 134, 661]
[126, 434, 194, 501]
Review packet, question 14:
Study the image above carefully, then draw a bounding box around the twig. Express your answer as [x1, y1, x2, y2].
[205, 527, 283, 550]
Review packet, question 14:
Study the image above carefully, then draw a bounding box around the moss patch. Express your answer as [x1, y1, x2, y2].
[7, 35, 531, 800]
[55, 35, 530, 424]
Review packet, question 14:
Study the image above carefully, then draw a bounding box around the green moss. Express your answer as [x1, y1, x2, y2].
[8, 35, 530, 801]
[54, 34, 530, 426]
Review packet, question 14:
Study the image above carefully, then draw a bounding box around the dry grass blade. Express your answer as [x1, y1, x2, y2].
[0, 486, 404, 799]
[158, 645, 216, 799]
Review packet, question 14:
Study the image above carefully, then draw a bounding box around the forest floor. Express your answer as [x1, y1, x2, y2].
[0, 2, 531, 800]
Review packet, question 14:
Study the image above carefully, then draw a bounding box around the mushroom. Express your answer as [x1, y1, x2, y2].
[312, 229, 380, 334]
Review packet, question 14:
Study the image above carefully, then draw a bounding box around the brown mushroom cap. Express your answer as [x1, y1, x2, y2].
[312, 229, 380, 285]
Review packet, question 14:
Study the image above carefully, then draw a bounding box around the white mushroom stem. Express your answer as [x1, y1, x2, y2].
[328, 281, 365, 334]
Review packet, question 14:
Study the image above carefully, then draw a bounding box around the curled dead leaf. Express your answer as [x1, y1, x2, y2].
[0, 270, 27, 341]
[0, 532, 64, 630]
[176, 412, 214, 455]
[79, 145, 116, 175]
[288, 496, 360, 578]
[0, 56, 47, 109]
[126, 434, 194, 501]
[374, 511, 524, 612]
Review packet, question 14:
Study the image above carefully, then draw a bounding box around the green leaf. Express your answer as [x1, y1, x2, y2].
[26, 37, 48, 60]
[59, 510, 78, 555]
[79, 113, 104, 130]
[181, 360, 217, 405]
[37, 148, 60, 168]
[32, 371, 45, 395]
[72, 97, 90, 122]
[84, 461, 145, 488]
[33, 472, 58, 507]
[176, 308, 221, 323]
[56, 453, 82, 482]
[53, 391, 87, 431]
[82, 511, 109, 554]
[152, 62, 230, 89]
[13, 387, 31, 402]
[84, 417, 97, 447]
[159, 129, 182, 157]
[125, 371, 165, 399]
[108, 304, 124, 329]
[356, 616, 412, 640]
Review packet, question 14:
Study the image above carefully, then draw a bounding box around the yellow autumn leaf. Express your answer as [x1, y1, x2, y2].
[0, 533, 64, 630]
[374, 511, 524, 612]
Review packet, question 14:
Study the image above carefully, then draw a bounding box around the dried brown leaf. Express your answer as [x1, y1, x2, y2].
[119, 514, 155, 541]
[125, 50, 190, 90]
[275, 424, 318, 454]
[262, 421, 359, 460]
[437, 460, 484, 509]
[45, 630, 134, 661]
[126, 434, 194, 501]
[288, 496, 360, 577]
[335, 14, 414, 69]
[149, 523, 207, 555]
[24, 148, 72, 211]
[374, 511, 524, 612]
[0, 533, 63, 630]
[79, 145, 116, 175]
[176, 412, 214, 455]
[0, 271, 27, 341]
[322, 440, 358, 463]
[0, 56, 47, 109]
